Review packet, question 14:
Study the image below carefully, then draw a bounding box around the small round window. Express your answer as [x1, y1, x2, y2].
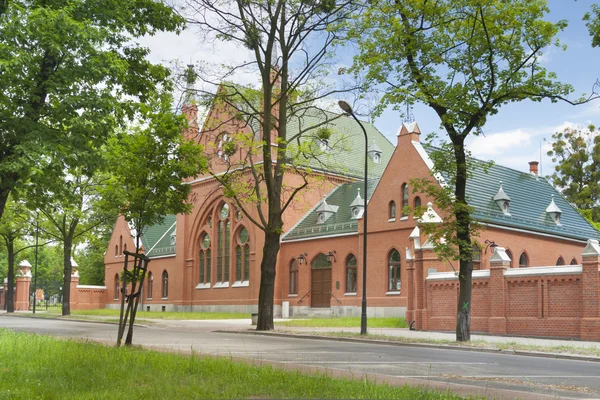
[239, 227, 248, 244]
[201, 233, 210, 249]
[220, 203, 229, 219]
[236, 210, 243, 220]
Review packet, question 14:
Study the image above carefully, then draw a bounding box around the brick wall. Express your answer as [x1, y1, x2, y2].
[413, 241, 600, 340]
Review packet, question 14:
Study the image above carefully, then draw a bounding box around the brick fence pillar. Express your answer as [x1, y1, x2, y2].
[15, 260, 32, 311]
[580, 239, 600, 341]
[488, 247, 511, 335]
[405, 247, 415, 325]
[413, 247, 424, 330]
[70, 259, 80, 309]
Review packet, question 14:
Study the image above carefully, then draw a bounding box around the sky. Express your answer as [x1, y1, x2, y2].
[141, 0, 600, 175]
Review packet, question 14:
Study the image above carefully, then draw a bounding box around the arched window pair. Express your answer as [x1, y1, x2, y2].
[389, 184, 421, 220]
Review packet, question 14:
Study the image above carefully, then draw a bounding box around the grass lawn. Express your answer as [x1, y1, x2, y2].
[0, 329, 465, 399]
[276, 317, 408, 328]
[62, 309, 250, 320]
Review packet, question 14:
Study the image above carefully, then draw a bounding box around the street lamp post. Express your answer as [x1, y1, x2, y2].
[338, 100, 368, 335]
[32, 212, 39, 314]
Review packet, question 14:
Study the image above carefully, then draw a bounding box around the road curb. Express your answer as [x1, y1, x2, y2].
[0, 313, 151, 328]
[221, 329, 600, 363]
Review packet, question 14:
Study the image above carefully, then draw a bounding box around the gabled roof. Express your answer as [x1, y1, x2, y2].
[140, 215, 177, 258]
[421, 145, 600, 241]
[282, 179, 378, 242]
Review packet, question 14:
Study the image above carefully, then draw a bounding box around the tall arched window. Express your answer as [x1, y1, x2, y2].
[147, 272, 153, 299]
[388, 249, 401, 292]
[414, 196, 421, 209]
[346, 254, 357, 293]
[114, 274, 120, 300]
[556, 256, 565, 266]
[401, 184, 409, 217]
[235, 227, 250, 282]
[123, 244, 127, 254]
[115, 245, 118, 257]
[389, 201, 396, 220]
[162, 270, 168, 299]
[199, 232, 211, 285]
[119, 235, 123, 255]
[505, 249, 513, 268]
[472, 245, 482, 270]
[570, 258, 578, 265]
[519, 252, 529, 268]
[217, 203, 230, 283]
[289, 260, 298, 295]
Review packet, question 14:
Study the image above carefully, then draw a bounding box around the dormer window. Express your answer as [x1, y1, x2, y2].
[367, 139, 382, 164]
[170, 229, 176, 246]
[316, 196, 339, 224]
[350, 188, 364, 220]
[492, 181, 511, 216]
[319, 139, 329, 152]
[545, 195, 562, 225]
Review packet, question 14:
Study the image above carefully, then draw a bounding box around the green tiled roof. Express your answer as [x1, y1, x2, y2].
[423, 146, 600, 241]
[287, 109, 394, 179]
[282, 179, 378, 242]
[141, 215, 177, 258]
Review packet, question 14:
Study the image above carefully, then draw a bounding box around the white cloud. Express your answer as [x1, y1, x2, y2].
[468, 129, 532, 157]
[466, 121, 588, 174]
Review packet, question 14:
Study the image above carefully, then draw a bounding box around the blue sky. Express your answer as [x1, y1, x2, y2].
[143, 0, 600, 174]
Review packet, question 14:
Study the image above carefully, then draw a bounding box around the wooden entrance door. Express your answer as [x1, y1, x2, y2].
[311, 268, 332, 308]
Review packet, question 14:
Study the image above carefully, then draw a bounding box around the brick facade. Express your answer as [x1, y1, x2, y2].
[97, 98, 600, 340]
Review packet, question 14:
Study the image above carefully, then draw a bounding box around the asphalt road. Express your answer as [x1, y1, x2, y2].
[2, 316, 600, 399]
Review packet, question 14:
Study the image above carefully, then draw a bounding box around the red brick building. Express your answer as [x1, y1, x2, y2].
[103, 93, 600, 339]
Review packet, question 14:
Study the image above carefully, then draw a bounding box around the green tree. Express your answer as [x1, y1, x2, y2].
[0, 197, 35, 312]
[547, 125, 600, 223]
[100, 91, 207, 345]
[0, 0, 184, 221]
[349, 0, 583, 341]
[184, 0, 357, 330]
[26, 172, 106, 315]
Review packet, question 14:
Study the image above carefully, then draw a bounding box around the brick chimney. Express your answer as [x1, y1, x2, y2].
[528, 161, 539, 176]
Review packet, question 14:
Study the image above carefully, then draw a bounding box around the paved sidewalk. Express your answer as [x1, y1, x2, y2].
[273, 326, 600, 350]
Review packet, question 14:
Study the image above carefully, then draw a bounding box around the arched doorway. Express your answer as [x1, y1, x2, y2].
[311, 253, 332, 308]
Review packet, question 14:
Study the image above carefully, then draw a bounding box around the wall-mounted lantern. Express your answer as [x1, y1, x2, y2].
[297, 253, 308, 265]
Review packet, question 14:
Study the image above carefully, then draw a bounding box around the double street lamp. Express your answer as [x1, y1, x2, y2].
[338, 100, 368, 335]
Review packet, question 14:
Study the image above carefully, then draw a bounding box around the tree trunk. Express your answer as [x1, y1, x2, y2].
[0, 188, 9, 223]
[256, 230, 281, 331]
[453, 138, 473, 342]
[62, 237, 73, 316]
[5, 239, 15, 313]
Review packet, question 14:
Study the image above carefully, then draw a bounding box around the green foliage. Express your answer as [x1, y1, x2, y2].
[584, 4, 600, 48]
[547, 125, 600, 222]
[348, 0, 573, 128]
[99, 91, 207, 246]
[0, 329, 465, 399]
[0, 0, 185, 220]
